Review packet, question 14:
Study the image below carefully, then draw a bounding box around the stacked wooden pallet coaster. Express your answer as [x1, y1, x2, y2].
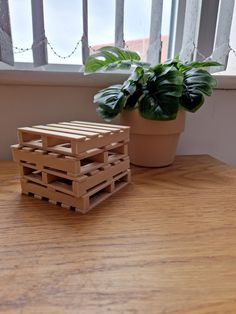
[11, 121, 131, 213]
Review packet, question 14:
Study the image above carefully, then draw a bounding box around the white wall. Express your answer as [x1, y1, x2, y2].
[0, 80, 236, 166]
[177, 89, 236, 166]
[0, 84, 102, 160]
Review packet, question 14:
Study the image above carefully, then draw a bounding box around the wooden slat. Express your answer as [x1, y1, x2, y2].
[21, 178, 86, 210]
[16, 147, 104, 173]
[147, 0, 163, 65]
[33, 125, 99, 138]
[11, 145, 108, 177]
[70, 121, 120, 133]
[73, 131, 129, 155]
[210, 0, 235, 72]
[69, 122, 120, 133]
[18, 127, 86, 140]
[115, 0, 124, 47]
[82, 0, 89, 64]
[180, 0, 202, 62]
[19, 158, 130, 198]
[20, 168, 130, 213]
[17, 121, 129, 157]
[31, 0, 48, 67]
[54, 123, 112, 134]
[71, 121, 129, 130]
[61, 122, 117, 133]
[0, 0, 14, 65]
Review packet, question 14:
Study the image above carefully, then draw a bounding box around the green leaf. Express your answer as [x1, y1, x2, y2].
[84, 46, 142, 73]
[164, 58, 221, 73]
[122, 66, 144, 95]
[138, 95, 180, 120]
[99, 46, 140, 60]
[124, 89, 143, 111]
[180, 68, 217, 112]
[88, 47, 218, 121]
[138, 65, 183, 120]
[93, 84, 126, 120]
[147, 65, 183, 97]
[177, 60, 222, 73]
[184, 60, 222, 68]
[104, 59, 150, 71]
[96, 106, 120, 121]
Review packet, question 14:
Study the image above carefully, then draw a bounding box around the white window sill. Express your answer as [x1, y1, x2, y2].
[0, 62, 235, 90]
[214, 72, 236, 90]
[0, 62, 130, 88]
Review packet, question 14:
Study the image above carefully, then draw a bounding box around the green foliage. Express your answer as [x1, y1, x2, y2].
[84, 46, 150, 73]
[177, 61, 221, 73]
[138, 65, 183, 120]
[94, 85, 125, 120]
[180, 68, 217, 112]
[84, 47, 219, 121]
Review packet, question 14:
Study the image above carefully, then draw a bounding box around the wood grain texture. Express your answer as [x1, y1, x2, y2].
[1, 155, 236, 314]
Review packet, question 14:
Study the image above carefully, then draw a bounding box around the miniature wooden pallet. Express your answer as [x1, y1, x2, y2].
[17, 121, 130, 157]
[18, 157, 130, 197]
[13, 121, 131, 213]
[21, 169, 131, 214]
[11, 142, 128, 177]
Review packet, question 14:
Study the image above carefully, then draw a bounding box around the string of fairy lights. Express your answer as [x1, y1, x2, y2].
[13, 37, 127, 59]
[13, 37, 83, 59]
[13, 37, 236, 66]
[13, 35, 101, 59]
[0, 23, 234, 63]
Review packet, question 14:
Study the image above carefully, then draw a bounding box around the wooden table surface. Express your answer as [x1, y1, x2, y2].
[1, 155, 236, 314]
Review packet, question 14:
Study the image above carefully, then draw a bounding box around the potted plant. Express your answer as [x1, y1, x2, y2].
[84, 47, 219, 167]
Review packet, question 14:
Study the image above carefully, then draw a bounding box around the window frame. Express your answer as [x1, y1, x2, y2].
[0, 0, 235, 77]
[0, 61, 234, 90]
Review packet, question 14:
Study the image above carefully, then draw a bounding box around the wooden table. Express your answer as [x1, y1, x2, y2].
[1, 155, 236, 314]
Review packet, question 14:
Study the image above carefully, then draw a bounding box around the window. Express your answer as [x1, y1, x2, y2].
[223, 1, 236, 74]
[88, 0, 115, 48]
[43, 0, 83, 64]
[124, 0, 152, 61]
[8, 0, 33, 63]
[1, 0, 236, 74]
[3, 0, 174, 67]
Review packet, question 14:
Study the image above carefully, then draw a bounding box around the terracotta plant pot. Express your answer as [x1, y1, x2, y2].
[120, 110, 185, 167]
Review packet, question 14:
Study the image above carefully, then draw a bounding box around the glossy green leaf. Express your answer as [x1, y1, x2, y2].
[86, 46, 218, 121]
[124, 89, 143, 111]
[184, 60, 222, 68]
[122, 66, 144, 95]
[180, 68, 217, 112]
[84, 46, 143, 73]
[93, 84, 126, 120]
[177, 60, 221, 73]
[138, 95, 180, 120]
[138, 65, 183, 120]
[99, 46, 140, 60]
